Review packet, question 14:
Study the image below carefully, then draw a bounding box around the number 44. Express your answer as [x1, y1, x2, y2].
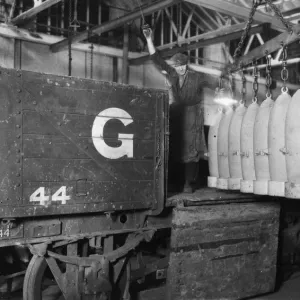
[30, 186, 71, 205]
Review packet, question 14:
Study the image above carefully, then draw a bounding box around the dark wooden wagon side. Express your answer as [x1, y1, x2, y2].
[0, 67, 170, 299]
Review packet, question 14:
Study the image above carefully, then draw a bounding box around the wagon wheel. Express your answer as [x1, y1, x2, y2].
[23, 254, 63, 300]
[23, 241, 112, 300]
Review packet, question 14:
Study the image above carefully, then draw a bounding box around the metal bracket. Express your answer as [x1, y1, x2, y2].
[156, 268, 167, 280]
[255, 149, 269, 156]
[240, 151, 250, 158]
[280, 147, 290, 155]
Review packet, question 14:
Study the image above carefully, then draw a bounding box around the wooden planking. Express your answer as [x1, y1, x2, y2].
[167, 202, 280, 300]
[0, 67, 168, 218]
[0, 36, 14, 68]
[0, 69, 22, 206]
[0, 198, 151, 218]
[22, 180, 154, 206]
[20, 75, 159, 119]
[167, 188, 261, 206]
[23, 158, 154, 181]
[22, 111, 155, 139]
[0, 83, 21, 129]
[23, 135, 155, 160]
[18, 65, 164, 94]
[0, 129, 22, 206]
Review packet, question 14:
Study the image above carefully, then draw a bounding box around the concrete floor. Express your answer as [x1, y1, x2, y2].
[2, 272, 300, 299]
[251, 272, 300, 300]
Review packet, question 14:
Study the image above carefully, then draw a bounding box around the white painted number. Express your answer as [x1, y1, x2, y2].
[0, 228, 10, 238]
[51, 186, 70, 204]
[30, 187, 49, 205]
[30, 186, 71, 206]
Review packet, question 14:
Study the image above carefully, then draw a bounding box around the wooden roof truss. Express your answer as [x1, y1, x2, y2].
[0, 0, 299, 72]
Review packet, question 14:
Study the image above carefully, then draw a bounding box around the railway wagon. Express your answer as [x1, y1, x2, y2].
[0, 66, 280, 300]
[0, 67, 171, 299]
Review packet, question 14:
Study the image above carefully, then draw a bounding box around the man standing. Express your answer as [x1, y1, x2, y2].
[143, 27, 216, 193]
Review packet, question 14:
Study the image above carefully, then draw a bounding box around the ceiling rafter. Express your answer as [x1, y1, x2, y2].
[10, 0, 62, 26]
[184, 2, 215, 31]
[130, 22, 266, 65]
[164, 7, 179, 37]
[184, 0, 287, 32]
[231, 24, 300, 71]
[50, 0, 180, 53]
[181, 3, 205, 32]
[182, 5, 195, 38]
[197, 6, 220, 28]
[151, 10, 162, 35]
[215, 11, 226, 25]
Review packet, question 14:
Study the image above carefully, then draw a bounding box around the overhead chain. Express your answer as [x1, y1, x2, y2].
[233, 0, 260, 60]
[265, 0, 293, 34]
[136, 0, 147, 26]
[89, 31, 94, 79]
[241, 66, 247, 103]
[252, 61, 259, 102]
[265, 51, 272, 98]
[216, 76, 224, 96]
[68, 0, 72, 76]
[281, 43, 289, 93]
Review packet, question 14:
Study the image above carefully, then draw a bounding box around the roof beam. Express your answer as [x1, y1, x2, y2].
[50, 0, 179, 53]
[231, 24, 300, 71]
[130, 22, 266, 65]
[10, 0, 62, 26]
[184, 0, 287, 32]
[185, 2, 214, 30]
[0, 23, 143, 59]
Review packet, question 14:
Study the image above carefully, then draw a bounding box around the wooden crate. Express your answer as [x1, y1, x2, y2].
[166, 201, 280, 300]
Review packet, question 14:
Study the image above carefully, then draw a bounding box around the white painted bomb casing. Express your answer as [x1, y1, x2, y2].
[228, 102, 246, 190]
[268, 92, 292, 196]
[216, 106, 234, 190]
[285, 89, 300, 198]
[240, 101, 260, 193]
[207, 108, 223, 188]
[253, 97, 273, 195]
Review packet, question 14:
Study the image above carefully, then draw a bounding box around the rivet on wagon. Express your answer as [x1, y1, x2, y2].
[33, 101, 37, 105]
[17, 89, 21, 93]
[16, 183, 21, 187]
[16, 135, 21, 139]
[57, 122, 61, 126]
[84, 146, 88, 150]
[16, 124, 21, 128]
[16, 173, 20, 177]
[17, 73, 21, 77]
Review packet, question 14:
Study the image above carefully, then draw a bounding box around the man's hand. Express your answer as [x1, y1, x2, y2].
[142, 25, 152, 40]
[142, 24, 156, 55]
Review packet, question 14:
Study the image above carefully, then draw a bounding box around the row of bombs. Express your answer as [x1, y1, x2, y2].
[207, 89, 300, 198]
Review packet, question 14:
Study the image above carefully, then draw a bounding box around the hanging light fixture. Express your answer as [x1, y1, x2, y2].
[214, 76, 238, 107]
